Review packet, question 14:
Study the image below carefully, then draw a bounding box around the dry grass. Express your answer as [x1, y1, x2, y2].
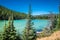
[37, 31, 60, 40]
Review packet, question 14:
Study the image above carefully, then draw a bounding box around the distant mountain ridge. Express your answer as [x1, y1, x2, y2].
[0, 5, 57, 20]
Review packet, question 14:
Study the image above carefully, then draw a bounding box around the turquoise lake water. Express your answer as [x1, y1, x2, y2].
[0, 19, 50, 33]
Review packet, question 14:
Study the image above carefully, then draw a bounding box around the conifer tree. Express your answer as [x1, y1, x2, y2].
[3, 20, 7, 40]
[49, 12, 57, 30]
[23, 4, 36, 40]
[56, 5, 60, 30]
[3, 13, 17, 40]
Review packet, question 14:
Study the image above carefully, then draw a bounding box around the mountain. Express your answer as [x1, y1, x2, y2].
[0, 5, 27, 20]
[0, 5, 57, 20]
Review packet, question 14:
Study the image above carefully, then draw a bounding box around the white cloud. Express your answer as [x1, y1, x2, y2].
[32, 11, 49, 15]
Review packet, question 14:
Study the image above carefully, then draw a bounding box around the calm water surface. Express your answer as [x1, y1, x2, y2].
[0, 19, 50, 33]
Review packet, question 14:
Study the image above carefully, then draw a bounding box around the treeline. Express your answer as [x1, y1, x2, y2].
[0, 5, 27, 20]
[32, 15, 48, 19]
[0, 5, 57, 20]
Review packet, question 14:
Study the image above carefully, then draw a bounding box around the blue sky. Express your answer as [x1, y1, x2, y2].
[0, 0, 60, 15]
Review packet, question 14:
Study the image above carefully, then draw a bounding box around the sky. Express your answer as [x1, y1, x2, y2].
[0, 0, 60, 15]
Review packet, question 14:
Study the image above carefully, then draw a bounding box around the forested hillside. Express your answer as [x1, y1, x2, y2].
[0, 5, 27, 20]
[0, 5, 57, 20]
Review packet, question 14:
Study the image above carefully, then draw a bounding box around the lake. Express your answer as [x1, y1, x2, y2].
[0, 19, 50, 33]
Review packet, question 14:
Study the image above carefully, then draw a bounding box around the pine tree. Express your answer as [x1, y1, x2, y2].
[23, 4, 36, 40]
[56, 5, 60, 30]
[49, 12, 57, 30]
[3, 20, 7, 40]
[3, 13, 17, 40]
